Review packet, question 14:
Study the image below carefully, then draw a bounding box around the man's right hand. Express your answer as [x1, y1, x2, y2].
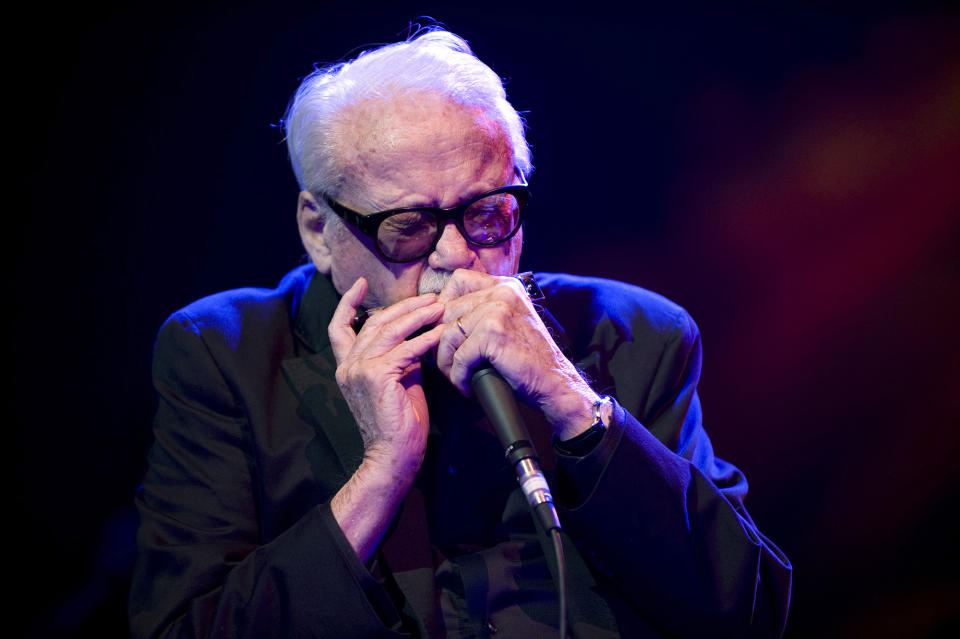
[326, 277, 444, 561]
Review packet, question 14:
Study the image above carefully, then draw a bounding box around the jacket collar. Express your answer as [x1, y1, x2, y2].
[282, 268, 365, 489]
[291, 265, 339, 354]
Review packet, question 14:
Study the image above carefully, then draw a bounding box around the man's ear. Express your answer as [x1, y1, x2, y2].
[297, 191, 332, 274]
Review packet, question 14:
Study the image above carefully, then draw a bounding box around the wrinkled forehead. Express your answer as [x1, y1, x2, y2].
[330, 92, 513, 201]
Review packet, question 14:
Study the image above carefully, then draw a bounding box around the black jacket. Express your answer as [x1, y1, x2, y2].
[131, 265, 792, 638]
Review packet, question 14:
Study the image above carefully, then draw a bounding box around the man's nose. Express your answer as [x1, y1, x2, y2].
[428, 221, 478, 271]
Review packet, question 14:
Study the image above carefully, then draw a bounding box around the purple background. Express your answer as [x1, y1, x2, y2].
[14, 2, 959, 636]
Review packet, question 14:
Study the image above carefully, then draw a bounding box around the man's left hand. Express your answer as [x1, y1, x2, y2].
[436, 269, 599, 440]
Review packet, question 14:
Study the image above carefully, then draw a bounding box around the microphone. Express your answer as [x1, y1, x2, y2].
[469, 363, 561, 533]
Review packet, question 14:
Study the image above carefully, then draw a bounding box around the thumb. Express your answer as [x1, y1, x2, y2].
[328, 277, 367, 363]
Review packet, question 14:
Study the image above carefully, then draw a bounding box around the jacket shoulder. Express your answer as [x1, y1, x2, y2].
[157, 265, 314, 351]
[534, 272, 696, 344]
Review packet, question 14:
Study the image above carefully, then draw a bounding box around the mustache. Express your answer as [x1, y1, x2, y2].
[351, 270, 453, 334]
[418, 269, 453, 296]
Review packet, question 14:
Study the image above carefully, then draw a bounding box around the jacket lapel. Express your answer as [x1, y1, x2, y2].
[281, 272, 364, 494]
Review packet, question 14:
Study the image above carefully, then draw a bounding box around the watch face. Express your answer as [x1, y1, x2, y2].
[594, 395, 614, 428]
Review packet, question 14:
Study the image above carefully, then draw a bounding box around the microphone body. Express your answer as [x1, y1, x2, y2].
[469, 364, 561, 532]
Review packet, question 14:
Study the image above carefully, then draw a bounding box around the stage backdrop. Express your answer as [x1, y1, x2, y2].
[14, 1, 959, 637]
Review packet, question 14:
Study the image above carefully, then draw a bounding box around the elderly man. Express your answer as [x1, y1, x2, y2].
[130, 28, 791, 638]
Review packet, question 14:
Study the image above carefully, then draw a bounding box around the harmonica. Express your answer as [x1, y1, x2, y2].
[351, 306, 384, 334]
[350, 272, 543, 334]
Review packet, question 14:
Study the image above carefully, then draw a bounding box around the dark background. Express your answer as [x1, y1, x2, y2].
[14, 1, 959, 637]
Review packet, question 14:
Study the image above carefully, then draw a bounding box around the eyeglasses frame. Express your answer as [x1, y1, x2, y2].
[318, 180, 530, 263]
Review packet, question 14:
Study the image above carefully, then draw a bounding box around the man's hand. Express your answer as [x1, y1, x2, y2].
[327, 277, 444, 561]
[436, 269, 602, 441]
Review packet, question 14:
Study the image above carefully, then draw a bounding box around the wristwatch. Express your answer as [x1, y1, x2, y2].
[555, 395, 614, 455]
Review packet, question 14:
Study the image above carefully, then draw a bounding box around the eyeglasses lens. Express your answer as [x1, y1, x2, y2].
[464, 193, 521, 244]
[376, 193, 521, 261]
[376, 211, 438, 261]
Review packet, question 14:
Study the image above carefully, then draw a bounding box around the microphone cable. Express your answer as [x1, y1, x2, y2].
[470, 365, 569, 638]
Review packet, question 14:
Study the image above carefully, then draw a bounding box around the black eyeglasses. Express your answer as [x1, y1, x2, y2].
[319, 180, 529, 263]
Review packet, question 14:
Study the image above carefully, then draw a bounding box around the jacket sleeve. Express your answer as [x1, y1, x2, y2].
[553, 304, 792, 638]
[129, 311, 405, 639]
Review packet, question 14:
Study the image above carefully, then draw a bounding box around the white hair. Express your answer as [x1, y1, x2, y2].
[283, 28, 532, 197]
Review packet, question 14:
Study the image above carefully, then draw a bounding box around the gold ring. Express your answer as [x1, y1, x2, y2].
[456, 317, 467, 337]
